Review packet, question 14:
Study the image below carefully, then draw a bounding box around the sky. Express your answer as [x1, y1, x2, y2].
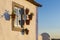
[35, 0, 60, 38]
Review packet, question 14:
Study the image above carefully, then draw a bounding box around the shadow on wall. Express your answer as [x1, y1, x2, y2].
[41, 33, 50, 40]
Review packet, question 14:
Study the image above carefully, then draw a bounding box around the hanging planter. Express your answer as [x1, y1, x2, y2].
[25, 8, 29, 15]
[25, 28, 29, 35]
[4, 11, 10, 20]
[28, 13, 33, 20]
[26, 20, 30, 25]
[21, 28, 29, 35]
[11, 13, 16, 20]
[21, 29, 25, 35]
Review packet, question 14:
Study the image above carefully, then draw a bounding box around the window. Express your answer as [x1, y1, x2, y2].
[14, 7, 24, 28]
[12, 2, 24, 31]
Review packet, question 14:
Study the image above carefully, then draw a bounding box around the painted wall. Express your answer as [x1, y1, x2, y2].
[38, 35, 42, 40]
[0, 0, 37, 40]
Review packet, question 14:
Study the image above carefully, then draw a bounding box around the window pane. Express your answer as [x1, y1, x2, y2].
[14, 7, 21, 28]
[14, 7, 24, 28]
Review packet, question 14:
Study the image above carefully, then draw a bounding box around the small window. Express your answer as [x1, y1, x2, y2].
[12, 2, 24, 31]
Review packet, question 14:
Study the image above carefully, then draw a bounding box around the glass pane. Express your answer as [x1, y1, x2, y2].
[14, 7, 24, 28]
[14, 7, 21, 28]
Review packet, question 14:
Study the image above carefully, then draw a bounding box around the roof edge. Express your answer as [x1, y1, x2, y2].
[26, 0, 42, 7]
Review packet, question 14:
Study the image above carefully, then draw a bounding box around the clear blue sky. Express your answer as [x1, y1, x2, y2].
[35, 0, 60, 38]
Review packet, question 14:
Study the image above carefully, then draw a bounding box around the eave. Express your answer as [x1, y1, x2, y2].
[26, 0, 42, 7]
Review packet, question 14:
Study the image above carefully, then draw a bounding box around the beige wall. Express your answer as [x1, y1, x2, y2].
[0, 0, 37, 40]
[38, 35, 42, 40]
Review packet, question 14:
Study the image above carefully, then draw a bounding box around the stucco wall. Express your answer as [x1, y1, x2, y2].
[0, 0, 37, 40]
[38, 35, 42, 40]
